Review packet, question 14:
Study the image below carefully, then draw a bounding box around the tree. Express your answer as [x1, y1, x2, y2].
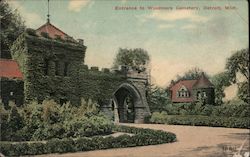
[170, 67, 207, 86]
[113, 48, 150, 72]
[0, 1, 25, 58]
[226, 48, 249, 103]
[8, 105, 24, 140]
[147, 85, 171, 112]
[226, 48, 249, 83]
[211, 72, 231, 105]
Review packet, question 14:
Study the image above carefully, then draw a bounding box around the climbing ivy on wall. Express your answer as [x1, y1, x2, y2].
[0, 78, 24, 107]
[10, 29, 128, 106]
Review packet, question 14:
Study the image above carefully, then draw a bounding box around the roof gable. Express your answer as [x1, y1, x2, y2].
[193, 73, 214, 89]
[0, 59, 23, 80]
[179, 85, 188, 91]
[169, 80, 197, 103]
[36, 22, 69, 39]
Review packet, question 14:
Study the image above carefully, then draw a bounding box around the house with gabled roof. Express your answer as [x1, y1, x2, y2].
[169, 73, 215, 104]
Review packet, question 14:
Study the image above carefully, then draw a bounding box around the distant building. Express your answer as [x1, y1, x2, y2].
[0, 59, 24, 106]
[169, 73, 215, 104]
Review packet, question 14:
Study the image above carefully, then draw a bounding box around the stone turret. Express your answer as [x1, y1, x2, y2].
[193, 72, 215, 104]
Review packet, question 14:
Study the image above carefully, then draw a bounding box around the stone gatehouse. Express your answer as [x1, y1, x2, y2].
[1, 21, 151, 123]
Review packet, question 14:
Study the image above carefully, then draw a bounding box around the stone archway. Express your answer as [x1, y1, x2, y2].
[112, 83, 147, 123]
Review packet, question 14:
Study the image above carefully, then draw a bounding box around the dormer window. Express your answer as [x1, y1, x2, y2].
[177, 85, 190, 98]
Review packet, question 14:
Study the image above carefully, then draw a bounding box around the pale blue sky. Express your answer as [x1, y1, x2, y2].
[9, 0, 249, 87]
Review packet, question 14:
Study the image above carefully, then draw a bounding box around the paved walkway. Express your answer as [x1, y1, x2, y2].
[37, 124, 250, 157]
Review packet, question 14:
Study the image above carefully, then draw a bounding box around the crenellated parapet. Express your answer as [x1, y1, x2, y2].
[10, 27, 151, 123]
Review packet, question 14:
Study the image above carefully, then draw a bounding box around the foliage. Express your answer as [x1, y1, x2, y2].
[0, 0, 25, 58]
[237, 81, 249, 103]
[113, 48, 150, 72]
[11, 32, 126, 105]
[150, 114, 250, 128]
[225, 48, 249, 103]
[226, 48, 249, 83]
[170, 67, 207, 85]
[211, 72, 231, 105]
[147, 85, 171, 112]
[7, 105, 23, 133]
[0, 125, 176, 156]
[149, 111, 168, 124]
[153, 100, 249, 118]
[1, 99, 112, 141]
[211, 99, 250, 118]
[0, 79, 24, 108]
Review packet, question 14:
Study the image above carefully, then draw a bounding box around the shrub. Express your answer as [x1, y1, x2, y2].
[150, 111, 168, 124]
[1, 99, 112, 141]
[26, 28, 37, 36]
[0, 125, 176, 156]
[150, 114, 250, 128]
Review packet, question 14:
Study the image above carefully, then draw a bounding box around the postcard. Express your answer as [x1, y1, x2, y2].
[0, 0, 249, 157]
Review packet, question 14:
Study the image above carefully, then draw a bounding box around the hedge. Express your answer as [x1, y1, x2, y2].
[0, 125, 176, 156]
[150, 114, 250, 129]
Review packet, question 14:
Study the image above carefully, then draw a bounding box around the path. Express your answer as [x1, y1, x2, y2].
[36, 124, 250, 157]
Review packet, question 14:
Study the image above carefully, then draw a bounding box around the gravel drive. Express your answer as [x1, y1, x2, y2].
[36, 124, 250, 157]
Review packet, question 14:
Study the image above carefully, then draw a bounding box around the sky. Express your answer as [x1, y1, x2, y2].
[8, 0, 249, 91]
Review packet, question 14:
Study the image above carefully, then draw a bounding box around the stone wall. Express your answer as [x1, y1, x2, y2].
[10, 29, 151, 123]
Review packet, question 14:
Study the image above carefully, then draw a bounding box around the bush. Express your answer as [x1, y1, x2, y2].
[150, 114, 250, 128]
[1, 99, 112, 141]
[159, 100, 249, 118]
[150, 111, 168, 124]
[26, 28, 37, 36]
[0, 125, 176, 156]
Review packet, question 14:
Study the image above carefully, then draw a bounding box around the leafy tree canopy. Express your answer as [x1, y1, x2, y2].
[211, 72, 231, 105]
[170, 67, 207, 86]
[0, 1, 25, 58]
[225, 48, 249, 103]
[226, 48, 249, 83]
[113, 48, 150, 72]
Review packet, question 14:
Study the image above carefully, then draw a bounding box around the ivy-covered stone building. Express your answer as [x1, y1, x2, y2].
[6, 21, 151, 123]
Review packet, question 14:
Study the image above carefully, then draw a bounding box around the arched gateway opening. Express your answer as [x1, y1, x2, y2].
[112, 83, 143, 123]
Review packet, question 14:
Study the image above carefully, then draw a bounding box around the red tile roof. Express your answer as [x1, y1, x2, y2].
[36, 22, 69, 39]
[193, 73, 214, 89]
[169, 80, 197, 103]
[169, 73, 214, 103]
[0, 59, 23, 80]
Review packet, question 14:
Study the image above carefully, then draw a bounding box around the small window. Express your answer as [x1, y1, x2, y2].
[44, 59, 49, 75]
[64, 62, 69, 76]
[197, 91, 202, 99]
[55, 61, 59, 75]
